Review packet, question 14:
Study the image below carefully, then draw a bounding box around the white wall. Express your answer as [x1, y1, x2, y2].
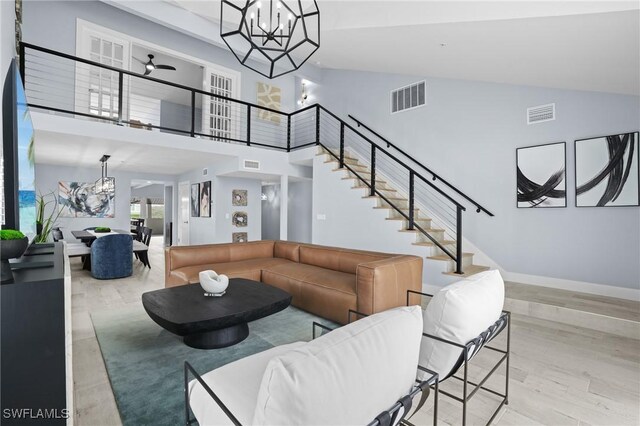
[178, 164, 262, 245]
[315, 69, 640, 291]
[35, 163, 175, 241]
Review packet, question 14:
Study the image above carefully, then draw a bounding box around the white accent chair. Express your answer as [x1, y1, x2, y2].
[185, 306, 437, 426]
[413, 269, 510, 426]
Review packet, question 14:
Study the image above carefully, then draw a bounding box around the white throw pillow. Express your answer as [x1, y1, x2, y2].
[418, 269, 504, 381]
[252, 306, 424, 426]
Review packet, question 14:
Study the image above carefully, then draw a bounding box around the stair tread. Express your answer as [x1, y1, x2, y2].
[412, 240, 456, 247]
[385, 217, 432, 222]
[363, 195, 407, 201]
[428, 253, 474, 261]
[353, 186, 396, 192]
[342, 177, 388, 184]
[399, 227, 445, 233]
[443, 265, 490, 278]
[373, 206, 418, 211]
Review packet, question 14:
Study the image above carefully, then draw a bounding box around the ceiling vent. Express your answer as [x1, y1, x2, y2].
[243, 160, 260, 170]
[527, 103, 556, 124]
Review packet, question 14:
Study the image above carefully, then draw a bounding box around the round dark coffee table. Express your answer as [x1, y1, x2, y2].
[142, 278, 292, 349]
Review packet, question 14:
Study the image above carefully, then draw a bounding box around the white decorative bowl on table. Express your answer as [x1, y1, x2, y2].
[199, 270, 229, 297]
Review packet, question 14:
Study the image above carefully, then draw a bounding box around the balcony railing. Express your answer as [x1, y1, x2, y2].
[20, 42, 494, 274]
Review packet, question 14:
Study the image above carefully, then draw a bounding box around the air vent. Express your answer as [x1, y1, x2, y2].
[243, 160, 260, 170]
[391, 81, 426, 114]
[527, 103, 555, 124]
[202, 168, 208, 176]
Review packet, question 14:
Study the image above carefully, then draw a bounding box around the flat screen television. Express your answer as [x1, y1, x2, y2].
[2, 59, 37, 242]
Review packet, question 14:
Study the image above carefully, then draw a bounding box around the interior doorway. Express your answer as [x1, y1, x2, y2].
[261, 184, 280, 240]
[178, 181, 190, 245]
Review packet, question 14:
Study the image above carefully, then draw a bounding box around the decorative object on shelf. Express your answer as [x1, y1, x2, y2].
[220, 0, 320, 79]
[1, 229, 29, 284]
[198, 270, 229, 297]
[232, 189, 248, 206]
[34, 191, 61, 243]
[200, 181, 211, 217]
[134, 54, 176, 76]
[191, 183, 200, 218]
[257, 82, 281, 124]
[232, 211, 248, 227]
[575, 132, 639, 207]
[516, 142, 566, 208]
[94, 227, 112, 233]
[58, 181, 115, 218]
[95, 154, 116, 195]
[232, 232, 248, 243]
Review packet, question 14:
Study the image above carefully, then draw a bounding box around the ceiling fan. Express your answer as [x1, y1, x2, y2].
[135, 54, 176, 76]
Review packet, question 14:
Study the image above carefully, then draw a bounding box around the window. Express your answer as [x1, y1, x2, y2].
[130, 198, 141, 218]
[148, 197, 164, 219]
[391, 81, 426, 114]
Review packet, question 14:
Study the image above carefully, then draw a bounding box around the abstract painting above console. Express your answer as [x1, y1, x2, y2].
[58, 181, 115, 218]
[516, 142, 567, 208]
[232, 232, 247, 243]
[232, 189, 247, 206]
[575, 132, 639, 207]
[232, 211, 247, 227]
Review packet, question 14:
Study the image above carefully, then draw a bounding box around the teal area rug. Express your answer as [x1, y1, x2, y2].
[91, 305, 337, 426]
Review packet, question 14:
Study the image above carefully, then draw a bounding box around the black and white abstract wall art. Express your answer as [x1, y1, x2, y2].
[58, 181, 115, 218]
[190, 183, 200, 217]
[575, 132, 639, 207]
[516, 142, 567, 208]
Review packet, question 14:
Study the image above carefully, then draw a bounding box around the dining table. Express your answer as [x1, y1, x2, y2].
[71, 229, 131, 246]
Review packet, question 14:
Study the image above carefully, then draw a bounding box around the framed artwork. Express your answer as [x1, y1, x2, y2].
[190, 183, 200, 217]
[575, 132, 639, 207]
[200, 181, 211, 217]
[256, 82, 281, 124]
[58, 181, 115, 218]
[516, 142, 566, 208]
[232, 211, 247, 227]
[232, 232, 248, 243]
[232, 189, 247, 206]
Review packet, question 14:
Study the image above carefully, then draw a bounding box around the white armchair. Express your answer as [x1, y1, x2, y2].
[185, 306, 437, 426]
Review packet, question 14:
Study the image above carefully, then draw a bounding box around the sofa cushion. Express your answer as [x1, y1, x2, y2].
[173, 258, 293, 284]
[229, 240, 275, 262]
[418, 269, 505, 381]
[263, 262, 356, 295]
[299, 244, 389, 274]
[274, 241, 300, 262]
[252, 306, 423, 425]
[189, 342, 305, 426]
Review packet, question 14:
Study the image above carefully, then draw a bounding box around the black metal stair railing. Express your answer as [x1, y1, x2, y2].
[348, 114, 494, 217]
[18, 41, 486, 274]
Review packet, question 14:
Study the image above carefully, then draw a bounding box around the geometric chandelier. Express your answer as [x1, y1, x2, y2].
[220, 0, 320, 79]
[95, 154, 115, 195]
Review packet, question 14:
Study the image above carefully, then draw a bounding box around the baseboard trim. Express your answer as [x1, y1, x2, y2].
[424, 272, 639, 302]
[501, 271, 640, 301]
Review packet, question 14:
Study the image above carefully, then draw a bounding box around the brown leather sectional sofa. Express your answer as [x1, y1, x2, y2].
[164, 240, 423, 324]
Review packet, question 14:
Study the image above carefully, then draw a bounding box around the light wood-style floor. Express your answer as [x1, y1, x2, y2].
[70, 237, 640, 425]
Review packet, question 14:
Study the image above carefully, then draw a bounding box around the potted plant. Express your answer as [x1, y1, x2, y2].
[35, 191, 61, 243]
[1, 229, 29, 283]
[94, 226, 112, 233]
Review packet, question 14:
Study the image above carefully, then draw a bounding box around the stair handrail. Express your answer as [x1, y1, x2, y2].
[348, 114, 494, 217]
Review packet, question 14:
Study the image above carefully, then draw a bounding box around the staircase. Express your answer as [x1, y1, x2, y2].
[318, 147, 490, 278]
